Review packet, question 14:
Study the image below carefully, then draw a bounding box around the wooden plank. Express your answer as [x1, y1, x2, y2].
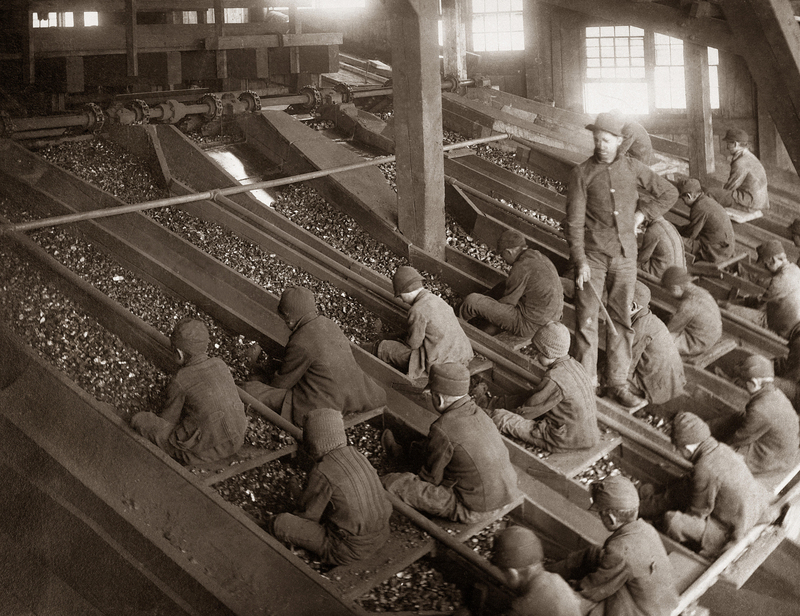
[684, 41, 715, 182]
[442, 0, 468, 80]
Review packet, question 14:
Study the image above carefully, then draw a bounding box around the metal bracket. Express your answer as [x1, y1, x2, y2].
[238, 90, 262, 113]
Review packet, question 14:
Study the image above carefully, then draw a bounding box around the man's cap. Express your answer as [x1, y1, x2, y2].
[171, 319, 210, 356]
[585, 112, 625, 137]
[492, 526, 544, 569]
[672, 412, 711, 447]
[279, 286, 317, 320]
[532, 321, 571, 359]
[661, 266, 691, 288]
[497, 229, 527, 253]
[589, 475, 640, 512]
[723, 128, 749, 143]
[304, 408, 347, 458]
[739, 354, 774, 380]
[678, 178, 702, 195]
[428, 362, 470, 396]
[633, 280, 651, 309]
[393, 266, 424, 296]
[757, 240, 786, 264]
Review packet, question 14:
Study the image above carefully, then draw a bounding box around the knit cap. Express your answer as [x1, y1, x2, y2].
[279, 286, 317, 321]
[589, 475, 639, 512]
[672, 412, 711, 447]
[492, 526, 544, 569]
[661, 266, 691, 289]
[304, 408, 347, 459]
[429, 362, 470, 396]
[633, 281, 651, 309]
[739, 354, 774, 380]
[171, 319, 209, 357]
[393, 266, 424, 296]
[757, 240, 785, 264]
[532, 321, 571, 359]
[678, 178, 702, 196]
[497, 229, 526, 253]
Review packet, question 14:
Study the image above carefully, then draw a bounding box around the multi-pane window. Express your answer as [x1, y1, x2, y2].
[654, 33, 685, 109]
[471, 0, 524, 52]
[584, 26, 647, 114]
[33, 12, 73, 27]
[224, 8, 249, 23]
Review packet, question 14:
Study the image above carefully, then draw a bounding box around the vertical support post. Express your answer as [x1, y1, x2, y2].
[22, 10, 35, 84]
[288, 4, 302, 75]
[214, 0, 227, 80]
[441, 0, 467, 81]
[390, 0, 446, 259]
[166, 51, 182, 89]
[524, 1, 553, 102]
[684, 41, 715, 182]
[757, 88, 779, 167]
[126, 0, 138, 77]
[65, 56, 85, 93]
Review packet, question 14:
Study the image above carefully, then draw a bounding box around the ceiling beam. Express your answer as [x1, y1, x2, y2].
[541, 0, 738, 53]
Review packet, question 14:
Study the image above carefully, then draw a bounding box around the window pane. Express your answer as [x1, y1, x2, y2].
[84, 11, 99, 26]
[586, 37, 600, 47]
[584, 82, 648, 114]
[630, 26, 644, 36]
[586, 47, 600, 58]
[486, 32, 499, 51]
[64, 12, 74, 27]
[655, 45, 669, 65]
[473, 0, 485, 12]
[497, 12, 510, 31]
[709, 65, 720, 109]
[485, 13, 497, 31]
[511, 0, 523, 10]
[511, 31, 525, 50]
[473, 14, 484, 32]
[708, 46, 719, 65]
[600, 26, 614, 37]
[631, 67, 645, 79]
[587, 68, 602, 79]
[602, 67, 616, 78]
[587, 57, 601, 67]
[485, 0, 498, 12]
[614, 26, 629, 36]
[499, 34, 512, 51]
[473, 33, 486, 52]
[670, 45, 684, 65]
[497, 0, 511, 11]
[586, 26, 600, 37]
[511, 12, 523, 31]
[616, 67, 630, 79]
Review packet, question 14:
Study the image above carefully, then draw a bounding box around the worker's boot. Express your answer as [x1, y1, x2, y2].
[607, 384, 646, 408]
[381, 429, 404, 462]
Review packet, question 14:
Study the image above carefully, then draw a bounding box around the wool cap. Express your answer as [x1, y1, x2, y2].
[171, 319, 209, 357]
[723, 128, 749, 143]
[739, 354, 774, 380]
[492, 526, 544, 569]
[661, 266, 691, 289]
[757, 239, 786, 264]
[678, 178, 702, 196]
[393, 266, 424, 296]
[586, 112, 625, 137]
[304, 408, 347, 459]
[633, 280, 651, 309]
[589, 475, 640, 512]
[672, 412, 711, 447]
[429, 362, 470, 396]
[279, 286, 317, 320]
[497, 229, 527, 253]
[532, 321, 571, 359]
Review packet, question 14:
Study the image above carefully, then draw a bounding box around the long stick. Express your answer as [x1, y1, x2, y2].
[585, 280, 619, 337]
[0, 133, 509, 235]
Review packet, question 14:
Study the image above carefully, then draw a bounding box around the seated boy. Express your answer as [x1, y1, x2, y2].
[485, 321, 601, 451]
[267, 408, 392, 565]
[636, 215, 686, 280]
[661, 266, 722, 357]
[131, 319, 247, 464]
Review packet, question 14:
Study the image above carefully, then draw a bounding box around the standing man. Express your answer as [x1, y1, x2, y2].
[678, 178, 736, 264]
[708, 128, 769, 212]
[565, 112, 678, 407]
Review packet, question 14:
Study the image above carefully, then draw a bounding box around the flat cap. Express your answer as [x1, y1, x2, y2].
[393, 266, 424, 296]
[723, 128, 749, 143]
[672, 412, 711, 447]
[586, 112, 625, 137]
[497, 229, 527, 253]
[739, 354, 774, 380]
[429, 362, 470, 396]
[661, 266, 691, 288]
[492, 526, 544, 569]
[589, 474, 640, 512]
[678, 178, 702, 195]
[757, 240, 786, 264]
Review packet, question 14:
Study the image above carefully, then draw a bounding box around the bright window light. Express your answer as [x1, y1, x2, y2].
[472, 0, 524, 52]
[84, 11, 99, 27]
[654, 33, 685, 109]
[584, 26, 647, 114]
[708, 47, 720, 110]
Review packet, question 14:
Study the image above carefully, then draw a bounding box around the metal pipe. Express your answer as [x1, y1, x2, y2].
[12, 114, 92, 131]
[0, 133, 509, 235]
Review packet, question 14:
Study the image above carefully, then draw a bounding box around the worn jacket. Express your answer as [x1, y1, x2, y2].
[508, 570, 582, 616]
[501, 248, 564, 336]
[299, 446, 392, 538]
[421, 397, 518, 512]
[578, 519, 679, 616]
[728, 383, 800, 475]
[763, 262, 800, 338]
[725, 148, 769, 211]
[629, 308, 686, 405]
[688, 437, 770, 541]
[620, 121, 654, 166]
[682, 194, 735, 264]
[162, 354, 247, 464]
[565, 154, 678, 266]
[405, 289, 473, 380]
[272, 313, 386, 425]
[638, 217, 686, 279]
[667, 284, 722, 355]
[516, 356, 600, 451]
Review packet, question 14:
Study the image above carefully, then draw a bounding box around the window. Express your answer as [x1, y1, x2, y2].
[84, 11, 99, 26]
[33, 12, 73, 27]
[584, 26, 647, 114]
[224, 8, 249, 23]
[472, 0, 524, 52]
[708, 47, 720, 110]
[654, 33, 685, 109]
[312, 0, 365, 7]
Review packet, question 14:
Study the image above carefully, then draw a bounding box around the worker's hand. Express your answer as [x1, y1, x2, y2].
[576, 263, 591, 291]
[634, 210, 646, 229]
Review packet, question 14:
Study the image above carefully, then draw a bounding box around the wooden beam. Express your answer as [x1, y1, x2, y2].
[757, 88, 779, 167]
[524, 1, 554, 102]
[442, 0, 468, 81]
[22, 10, 35, 84]
[721, 0, 800, 175]
[541, 0, 737, 54]
[684, 41, 715, 181]
[126, 0, 138, 77]
[390, 0, 447, 259]
[165, 50, 182, 87]
[64, 56, 85, 93]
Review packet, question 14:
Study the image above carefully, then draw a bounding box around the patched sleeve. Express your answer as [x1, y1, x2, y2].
[419, 424, 454, 486]
[297, 467, 333, 523]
